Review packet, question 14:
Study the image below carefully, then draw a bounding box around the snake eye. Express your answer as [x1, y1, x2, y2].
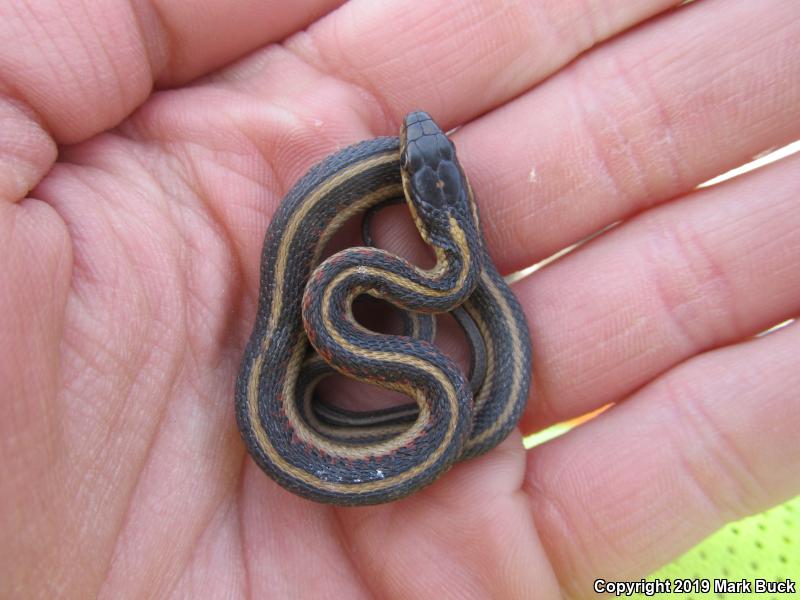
[412, 165, 446, 208]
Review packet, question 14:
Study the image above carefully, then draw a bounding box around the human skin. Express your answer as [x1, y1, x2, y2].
[1, 0, 798, 598]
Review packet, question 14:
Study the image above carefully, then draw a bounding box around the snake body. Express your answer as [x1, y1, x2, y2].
[236, 111, 531, 505]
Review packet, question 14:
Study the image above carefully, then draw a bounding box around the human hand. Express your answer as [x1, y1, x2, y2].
[2, 1, 798, 598]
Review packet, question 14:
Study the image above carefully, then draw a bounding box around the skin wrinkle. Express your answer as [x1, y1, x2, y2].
[64, 4, 118, 121]
[91, 382, 171, 597]
[0, 96, 58, 199]
[184, 252, 239, 365]
[259, 98, 372, 185]
[164, 145, 244, 358]
[618, 49, 687, 196]
[576, 53, 655, 204]
[4, 1, 349, 149]
[171, 231, 215, 366]
[576, 497, 645, 592]
[568, 0, 603, 50]
[233, 117, 293, 206]
[142, 482, 227, 598]
[51, 149, 166, 291]
[486, 496, 538, 597]
[354, 500, 490, 598]
[289, 0, 625, 132]
[331, 509, 378, 600]
[128, 0, 174, 83]
[525, 461, 587, 594]
[58, 131, 156, 190]
[568, 68, 626, 216]
[414, 473, 536, 597]
[126, 0, 166, 83]
[58, 320, 138, 410]
[100, 362, 232, 598]
[658, 375, 738, 529]
[64, 174, 150, 302]
[1, 205, 68, 505]
[235, 465, 253, 600]
[45, 4, 116, 135]
[61, 288, 145, 404]
[150, 1, 350, 88]
[525, 366, 559, 430]
[43, 159, 192, 598]
[340, 516, 391, 591]
[0, 3, 56, 105]
[642, 210, 739, 349]
[285, 29, 395, 135]
[25, 214, 69, 454]
[60, 312, 122, 396]
[660, 370, 770, 519]
[420, 4, 509, 91]
[526, 1, 588, 72]
[166, 498, 236, 598]
[85, 6, 134, 116]
[586, 44, 682, 203]
[82, 154, 241, 596]
[0, 107, 54, 198]
[71, 311, 180, 453]
[695, 8, 788, 109]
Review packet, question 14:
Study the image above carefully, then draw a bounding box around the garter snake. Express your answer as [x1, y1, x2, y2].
[236, 111, 532, 505]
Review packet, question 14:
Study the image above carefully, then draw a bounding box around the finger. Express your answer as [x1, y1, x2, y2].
[147, 0, 345, 86]
[453, 0, 800, 271]
[289, 0, 681, 130]
[516, 152, 800, 432]
[525, 321, 800, 597]
[0, 0, 343, 150]
[0, 99, 55, 202]
[192, 0, 681, 216]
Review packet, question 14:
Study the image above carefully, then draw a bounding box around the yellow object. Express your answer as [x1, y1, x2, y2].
[634, 496, 799, 599]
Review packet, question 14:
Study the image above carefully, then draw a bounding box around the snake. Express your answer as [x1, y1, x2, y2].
[235, 111, 532, 506]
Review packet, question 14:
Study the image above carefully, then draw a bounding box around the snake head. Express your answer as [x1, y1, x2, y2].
[400, 111, 480, 249]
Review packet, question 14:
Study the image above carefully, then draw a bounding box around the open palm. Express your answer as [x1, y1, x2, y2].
[2, 1, 799, 598]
